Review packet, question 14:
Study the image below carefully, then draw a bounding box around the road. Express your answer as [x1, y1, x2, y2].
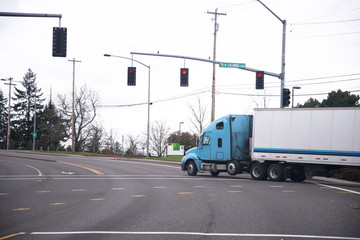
[0, 150, 359, 240]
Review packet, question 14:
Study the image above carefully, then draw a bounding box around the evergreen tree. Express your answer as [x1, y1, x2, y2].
[297, 90, 359, 108]
[12, 69, 45, 149]
[37, 99, 69, 151]
[0, 90, 8, 149]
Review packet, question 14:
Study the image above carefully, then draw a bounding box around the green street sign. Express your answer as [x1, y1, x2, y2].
[219, 62, 246, 69]
[32, 132, 37, 138]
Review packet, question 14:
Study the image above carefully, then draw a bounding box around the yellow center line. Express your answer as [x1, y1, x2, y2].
[282, 190, 296, 193]
[131, 195, 147, 198]
[58, 161, 104, 175]
[49, 202, 65, 205]
[178, 192, 193, 195]
[0, 232, 25, 240]
[89, 198, 105, 201]
[13, 208, 30, 211]
[228, 190, 242, 193]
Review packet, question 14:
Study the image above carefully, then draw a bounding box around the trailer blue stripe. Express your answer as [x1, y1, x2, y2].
[253, 148, 360, 157]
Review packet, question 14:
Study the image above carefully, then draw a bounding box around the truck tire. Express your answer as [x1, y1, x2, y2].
[226, 160, 240, 175]
[186, 160, 198, 176]
[210, 170, 220, 177]
[267, 164, 284, 182]
[290, 165, 306, 182]
[250, 163, 267, 180]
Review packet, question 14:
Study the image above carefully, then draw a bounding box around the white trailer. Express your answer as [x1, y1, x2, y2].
[250, 108, 360, 181]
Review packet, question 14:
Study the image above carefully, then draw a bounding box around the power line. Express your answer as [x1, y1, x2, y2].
[219, 89, 360, 97]
[292, 18, 360, 25]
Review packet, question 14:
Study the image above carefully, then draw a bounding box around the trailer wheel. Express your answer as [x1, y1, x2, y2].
[250, 163, 267, 180]
[210, 170, 220, 177]
[186, 160, 198, 176]
[267, 164, 284, 182]
[226, 160, 240, 175]
[290, 166, 306, 182]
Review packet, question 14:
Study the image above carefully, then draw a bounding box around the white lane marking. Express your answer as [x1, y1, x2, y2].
[72, 189, 85, 192]
[37, 190, 50, 193]
[0, 160, 43, 176]
[230, 185, 243, 188]
[84, 158, 180, 169]
[193, 186, 205, 188]
[313, 183, 360, 195]
[0, 193, 8, 196]
[270, 185, 284, 188]
[112, 188, 125, 190]
[61, 171, 75, 175]
[28, 231, 360, 239]
[153, 186, 166, 189]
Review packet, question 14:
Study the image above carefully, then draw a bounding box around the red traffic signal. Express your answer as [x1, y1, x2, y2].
[256, 71, 264, 89]
[127, 67, 136, 86]
[180, 68, 189, 87]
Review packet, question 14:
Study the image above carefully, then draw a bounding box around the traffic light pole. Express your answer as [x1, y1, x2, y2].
[104, 54, 151, 158]
[256, 0, 286, 108]
[130, 52, 281, 78]
[0, 12, 62, 26]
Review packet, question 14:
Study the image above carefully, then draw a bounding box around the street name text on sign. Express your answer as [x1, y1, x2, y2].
[219, 62, 246, 69]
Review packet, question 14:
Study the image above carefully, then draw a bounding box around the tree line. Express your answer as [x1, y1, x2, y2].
[0, 69, 207, 156]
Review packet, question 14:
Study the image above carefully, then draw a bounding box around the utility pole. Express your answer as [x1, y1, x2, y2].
[1, 78, 17, 150]
[68, 58, 81, 152]
[207, 9, 226, 122]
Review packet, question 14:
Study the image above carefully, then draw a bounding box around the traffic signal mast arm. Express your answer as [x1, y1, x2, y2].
[130, 52, 281, 79]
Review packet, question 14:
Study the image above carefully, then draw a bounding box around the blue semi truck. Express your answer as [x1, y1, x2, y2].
[181, 108, 360, 181]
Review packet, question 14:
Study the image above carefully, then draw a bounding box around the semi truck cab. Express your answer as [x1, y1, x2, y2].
[181, 114, 252, 176]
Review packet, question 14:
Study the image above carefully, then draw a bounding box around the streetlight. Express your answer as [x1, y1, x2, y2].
[292, 86, 301, 108]
[104, 53, 151, 158]
[1, 77, 18, 150]
[256, 0, 287, 108]
[179, 122, 184, 136]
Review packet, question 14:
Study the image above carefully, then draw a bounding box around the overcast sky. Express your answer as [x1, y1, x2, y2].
[1, 0, 359, 143]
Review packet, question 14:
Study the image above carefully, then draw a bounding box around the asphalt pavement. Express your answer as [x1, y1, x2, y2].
[0, 150, 359, 240]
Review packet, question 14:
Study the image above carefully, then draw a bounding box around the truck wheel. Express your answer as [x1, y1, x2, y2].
[250, 163, 267, 180]
[186, 160, 198, 176]
[290, 166, 306, 182]
[267, 164, 284, 182]
[227, 160, 240, 175]
[210, 170, 220, 177]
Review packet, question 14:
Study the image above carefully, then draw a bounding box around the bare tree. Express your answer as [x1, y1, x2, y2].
[102, 129, 117, 154]
[85, 123, 103, 153]
[188, 97, 209, 136]
[126, 134, 140, 156]
[58, 85, 99, 151]
[149, 120, 170, 157]
[252, 89, 270, 109]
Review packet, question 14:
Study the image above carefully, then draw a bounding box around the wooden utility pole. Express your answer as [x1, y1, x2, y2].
[207, 9, 226, 122]
[68, 58, 81, 152]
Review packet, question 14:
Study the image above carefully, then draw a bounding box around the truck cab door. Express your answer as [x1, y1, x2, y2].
[198, 135, 211, 160]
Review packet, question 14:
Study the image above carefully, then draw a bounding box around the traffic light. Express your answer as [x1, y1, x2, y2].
[127, 67, 136, 86]
[282, 88, 291, 107]
[256, 71, 264, 89]
[52, 27, 67, 57]
[180, 68, 189, 87]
